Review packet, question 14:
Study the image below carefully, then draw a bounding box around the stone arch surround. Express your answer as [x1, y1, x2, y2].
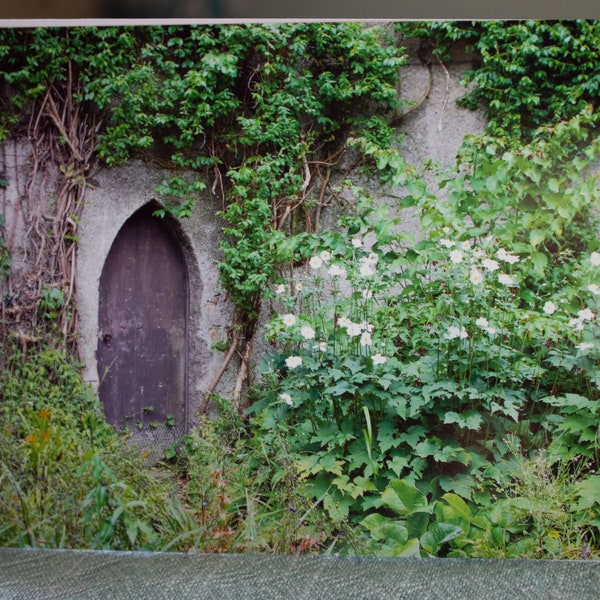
[76, 160, 234, 427]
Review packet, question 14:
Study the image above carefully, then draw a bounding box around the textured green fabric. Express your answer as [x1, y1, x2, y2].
[1, 548, 599, 599]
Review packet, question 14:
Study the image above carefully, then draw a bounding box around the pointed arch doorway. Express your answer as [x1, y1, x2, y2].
[97, 202, 189, 444]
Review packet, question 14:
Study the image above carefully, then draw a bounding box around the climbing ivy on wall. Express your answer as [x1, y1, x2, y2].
[3, 21, 600, 396]
[0, 24, 408, 394]
[398, 20, 600, 140]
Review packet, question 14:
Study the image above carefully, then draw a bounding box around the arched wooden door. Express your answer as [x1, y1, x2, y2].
[97, 203, 188, 439]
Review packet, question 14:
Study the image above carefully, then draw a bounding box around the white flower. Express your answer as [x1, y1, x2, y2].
[588, 284, 600, 295]
[360, 332, 373, 347]
[319, 250, 331, 263]
[313, 341, 327, 352]
[372, 353, 387, 365]
[476, 317, 489, 329]
[498, 273, 516, 287]
[328, 264, 346, 278]
[497, 248, 520, 264]
[590, 252, 600, 266]
[439, 239, 455, 248]
[279, 393, 293, 406]
[543, 301, 557, 315]
[576, 342, 594, 351]
[359, 261, 376, 277]
[337, 316, 350, 328]
[309, 256, 323, 269]
[285, 356, 302, 369]
[295, 283, 303, 292]
[361, 289, 373, 299]
[351, 237, 363, 248]
[460, 239, 473, 250]
[470, 267, 483, 285]
[449, 250, 464, 264]
[445, 325, 468, 340]
[361, 321, 373, 333]
[568, 318, 584, 331]
[346, 322, 362, 337]
[275, 284, 286, 295]
[300, 325, 315, 340]
[482, 258, 500, 272]
[282, 313, 296, 326]
[476, 317, 497, 335]
[578, 308, 595, 321]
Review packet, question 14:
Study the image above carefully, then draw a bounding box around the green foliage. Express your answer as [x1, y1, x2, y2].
[399, 20, 600, 140]
[468, 445, 600, 559]
[38, 286, 65, 322]
[159, 399, 354, 554]
[252, 108, 600, 524]
[0, 346, 188, 550]
[0, 24, 407, 324]
[360, 458, 600, 559]
[3, 22, 600, 558]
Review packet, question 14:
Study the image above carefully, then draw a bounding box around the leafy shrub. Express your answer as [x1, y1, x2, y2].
[169, 399, 354, 553]
[251, 109, 600, 523]
[359, 451, 600, 559]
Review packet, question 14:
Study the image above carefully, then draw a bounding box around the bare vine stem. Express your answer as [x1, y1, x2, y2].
[1, 69, 99, 360]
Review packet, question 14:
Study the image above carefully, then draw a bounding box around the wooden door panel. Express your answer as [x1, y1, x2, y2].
[97, 204, 188, 434]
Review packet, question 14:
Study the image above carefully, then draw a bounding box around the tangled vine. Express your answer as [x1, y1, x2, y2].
[1, 58, 100, 362]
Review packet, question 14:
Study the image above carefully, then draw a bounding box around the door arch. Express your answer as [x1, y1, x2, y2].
[97, 202, 188, 441]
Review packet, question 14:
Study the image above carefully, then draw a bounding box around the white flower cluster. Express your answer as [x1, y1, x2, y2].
[285, 355, 302, 369]
[475, 317, 498, 336]
[568, 308, 596, 331]
[496, 248, 520, 265]
[444, 325, 468, 340]
[337, 316, 373, 346]
[358, 253, 379, 277]
[281, 313, 317, 341]
[439, 238, 519, 288]
[279, 392, 293, 406]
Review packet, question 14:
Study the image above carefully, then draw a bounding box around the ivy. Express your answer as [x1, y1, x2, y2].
[398, 20, 600, 140]
[0, 23, 408, 399]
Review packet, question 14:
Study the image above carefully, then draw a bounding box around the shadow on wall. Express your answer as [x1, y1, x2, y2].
[0, 2, 591, 19]
[0, 1, 471, 20]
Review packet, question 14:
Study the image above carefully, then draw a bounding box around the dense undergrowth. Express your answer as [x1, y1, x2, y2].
[1, 21, 600, 558]
[2, 109, 600, 557]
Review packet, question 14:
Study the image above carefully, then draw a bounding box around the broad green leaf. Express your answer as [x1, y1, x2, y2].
[440, 493, 473, 520]
[382, 479, 428, 516]
[529, 229, 546, 248]
[420, 522, 463, 555]
[361, 513, 408, 545]
[530, 251, 548, 274]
